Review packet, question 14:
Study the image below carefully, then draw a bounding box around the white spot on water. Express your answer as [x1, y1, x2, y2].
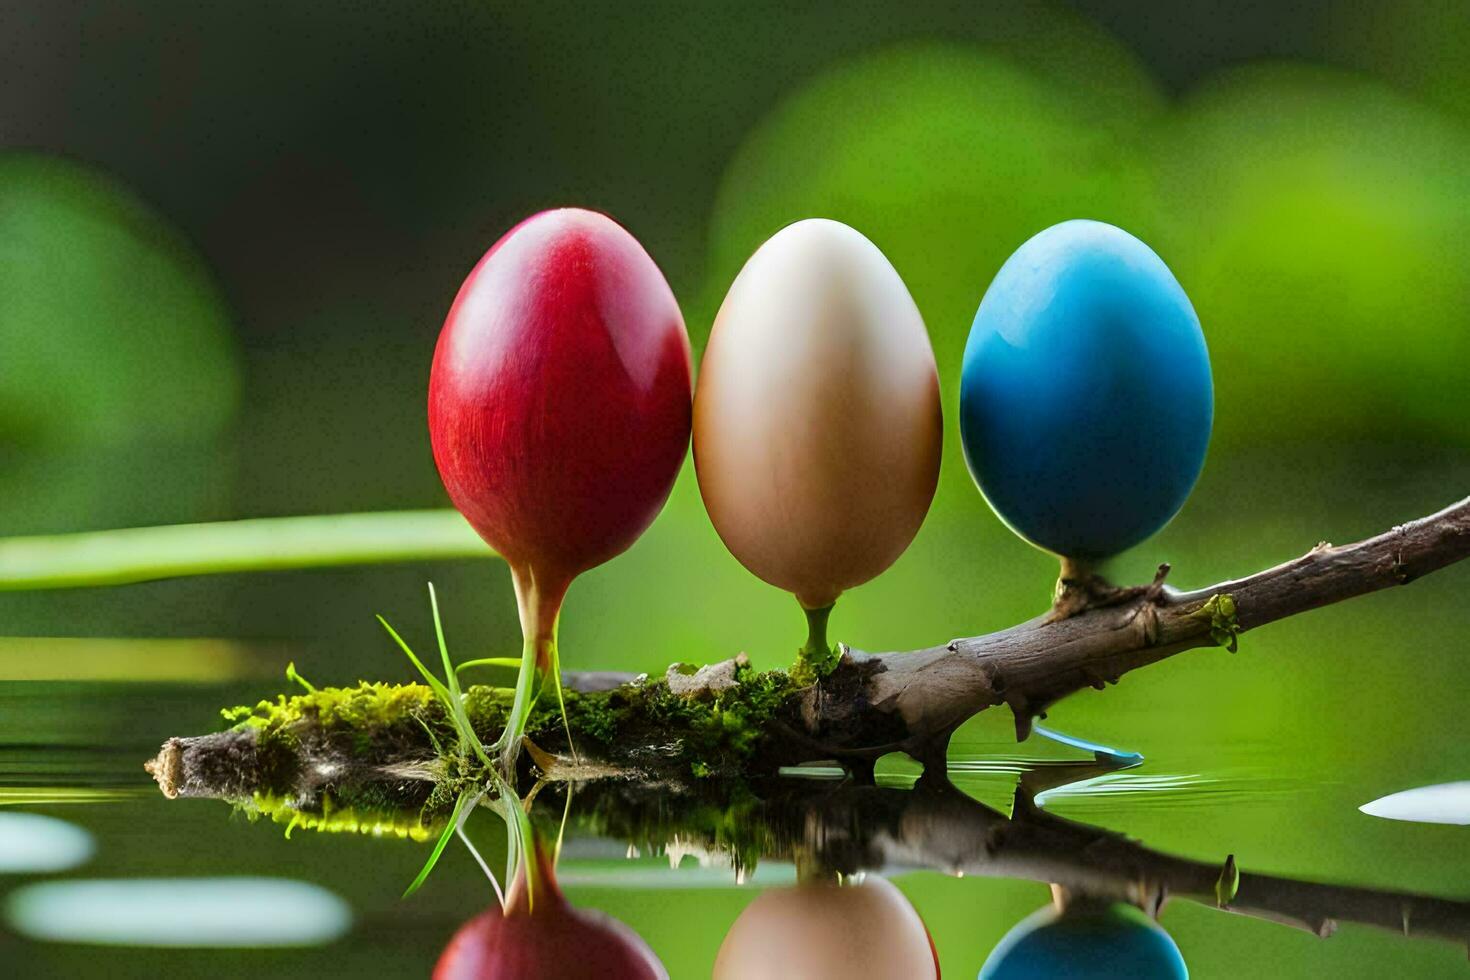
[5, 877, 352, 947]
[1360, 782, 1470, 825]
[0, 813, 94, 873]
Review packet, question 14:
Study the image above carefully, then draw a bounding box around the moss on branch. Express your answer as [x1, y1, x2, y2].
[155, 661, 805, 813]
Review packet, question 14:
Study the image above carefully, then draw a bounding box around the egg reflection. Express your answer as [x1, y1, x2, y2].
[433, 839, 668, 980]
[713, 876, 939, 979]
[979, 901, 1187, 979]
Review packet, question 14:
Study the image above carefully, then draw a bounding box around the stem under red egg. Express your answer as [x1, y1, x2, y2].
[501, 566, 569, 772]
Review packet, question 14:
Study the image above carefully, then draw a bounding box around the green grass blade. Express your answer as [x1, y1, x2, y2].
[548, 644, 577, 764]
[376, 615, 451, 704]
[454, 657, 523, 676]
[453, 788, 504, 908]
[486, 772, 522, 906]
[427, 583, 493, 769]
[429, 583, 460, 704]
[497, 637, 539, 767]
[412, 713, 446, 757]
[554, 779, 574, 865]
[503, 801, 519, 905]
[507, 791, 536, 912]
[284, 661, 316, 693]
[403, 790, 471, 898]
[456, 821, 503, 909]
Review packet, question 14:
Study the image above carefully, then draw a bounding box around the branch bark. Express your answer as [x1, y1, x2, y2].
[798, 495, 1470, 760]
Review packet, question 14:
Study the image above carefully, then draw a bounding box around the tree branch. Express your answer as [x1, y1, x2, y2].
[801, 495, 1470, 758]
[146, 496, 1470, 790]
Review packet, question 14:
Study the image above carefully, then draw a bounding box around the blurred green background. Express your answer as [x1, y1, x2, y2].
[1, 1, 1468, 976]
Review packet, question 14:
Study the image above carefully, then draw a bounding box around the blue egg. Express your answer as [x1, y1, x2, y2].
[960, 220, 1212, 559]
[979, 903, 1188, 979]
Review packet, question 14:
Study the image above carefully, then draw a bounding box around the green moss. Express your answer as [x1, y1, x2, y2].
[1190, 593, 1241, 652]
[516, 663, 801, 775]
[560, 665, 799, 776]
[221, 681, 516, 759]
[219, 665, 802, 786]
[223, 681, 441, 733]
[544, 688, 622, 745]
[789, 653, 832, 687]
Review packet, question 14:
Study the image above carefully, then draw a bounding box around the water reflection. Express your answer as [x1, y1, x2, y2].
[549, 768, 1470, 951]
[4, 876, 352, 948]
[143, 737, 1470, 970]
[556, 852, 797, 890]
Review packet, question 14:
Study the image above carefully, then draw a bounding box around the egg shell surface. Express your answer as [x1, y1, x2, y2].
[693, 218, 942, 609]
[428, 208, 692, 589]
[959, 219, 1212, 560]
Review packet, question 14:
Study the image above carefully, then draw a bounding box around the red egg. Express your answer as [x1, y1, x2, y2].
[433, 843, 668, 980]
[429, 208, 692, 672]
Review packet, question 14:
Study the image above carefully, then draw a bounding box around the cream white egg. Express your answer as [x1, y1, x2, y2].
[693, 219, 942, 609]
